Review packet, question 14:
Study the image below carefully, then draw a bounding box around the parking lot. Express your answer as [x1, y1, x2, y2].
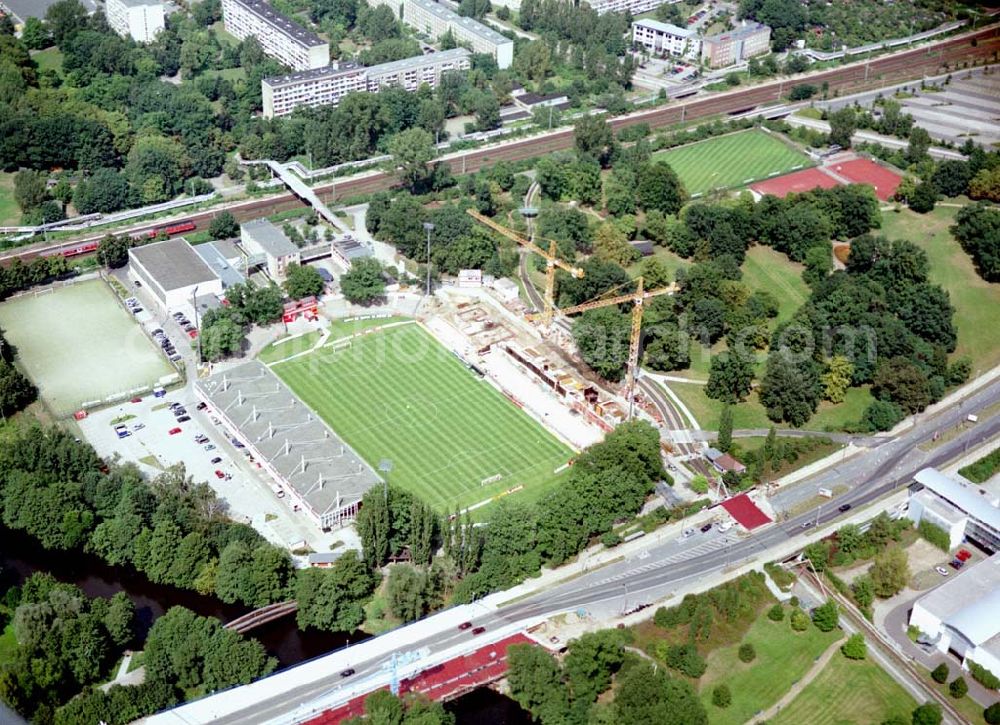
[77, 387, 351, 554]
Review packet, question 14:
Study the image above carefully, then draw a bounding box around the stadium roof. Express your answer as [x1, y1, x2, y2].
[195, 362, 381, 521]
[229, 0, 325, 48]
[242, 219, 300, 259]
[916, 554, 1000, 647]
[721, 494, 771, 530]
[632, 18, 697, 38]
[914, 468, 1000, 531]
[129, 238, 220, 291]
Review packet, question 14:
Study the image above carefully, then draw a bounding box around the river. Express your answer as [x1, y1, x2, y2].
[0, 526, 531, 721]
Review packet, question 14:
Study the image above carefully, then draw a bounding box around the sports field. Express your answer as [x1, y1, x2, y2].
[0, 280, 173, 414]
[273, 323, 572, 511]
[654, 130, 810, 196]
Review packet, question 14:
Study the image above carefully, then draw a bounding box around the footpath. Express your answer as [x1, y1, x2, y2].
[751, 636, 846, 724]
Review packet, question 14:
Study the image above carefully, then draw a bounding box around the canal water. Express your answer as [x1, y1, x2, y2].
[0, 526, 531, 720]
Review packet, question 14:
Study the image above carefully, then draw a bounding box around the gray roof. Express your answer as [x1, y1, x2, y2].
[704, 447, 724, 461]
[308, 551, 343, 565]
[242, 219, 300, 258]
[3, 0, 96, 22]
[632, 18, 697, 38]
[409, 0, 510, 45]
[129, 238, 220, 291]
[195, 361, 381, 519]
[704, 21, 770, 44]
[333, 235, 372, 260]
[115, 0, 162, 7]
[916, 554, 1000, 646]
[195, 242, 246, 288]
[915, 468, 1000, 532]
[264, 49, 470, 88]
[367, 48, 470, 78]
[263, 61, 365, 90]
[228, 0, 324, 48]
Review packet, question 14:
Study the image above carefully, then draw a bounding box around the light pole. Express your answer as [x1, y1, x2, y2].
[422, 222, 434, 296]
[191, 285, 202, 365]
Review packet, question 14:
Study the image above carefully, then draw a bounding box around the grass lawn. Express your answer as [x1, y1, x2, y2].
[880, 206, 1000, 373]
[258, 331, 323, 364]
[211, 21, 240, 46]
[772, 653, 917, 725]
[31, 47, 64, 76]
[919, 670, 989, 725]
[628, 246, 690, 284]
[652, 130, 810, 196]
[742, 245, 809, 325]
[700, 613, 843, 725]
[0, 623, 16, 666]
[0, 171, 19, 226]
[201, 67, 247, 82]
[273, 323, 572, 512]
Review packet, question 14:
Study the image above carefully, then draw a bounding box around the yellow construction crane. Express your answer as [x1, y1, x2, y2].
[466, 209, 584, 325]
[534, 276, 677, 417]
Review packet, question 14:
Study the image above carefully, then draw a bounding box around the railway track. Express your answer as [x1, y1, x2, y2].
[4, 24, 997, 265]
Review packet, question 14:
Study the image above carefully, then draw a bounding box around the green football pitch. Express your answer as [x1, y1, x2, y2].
[272, 323, 573, 512]
[653, 130, 810, 196]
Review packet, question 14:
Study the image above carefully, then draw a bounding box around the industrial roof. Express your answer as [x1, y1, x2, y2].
[229, 0, 325, 48]
[409, 0, 510, 45]
[915, 468, 1000, 532]
[129, 238, 220, 291]
[916, 554, 1000, 646]
[632, 18, 697, 38]
[195, 361, 381, 519]
[195, 241, 246, 288]
[721, 494, 771, 530]
[242, 219, 300, 259]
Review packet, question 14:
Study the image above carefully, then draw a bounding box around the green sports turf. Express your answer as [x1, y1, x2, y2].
[273, 323, 572, 512]
[653, 130, 811, 195]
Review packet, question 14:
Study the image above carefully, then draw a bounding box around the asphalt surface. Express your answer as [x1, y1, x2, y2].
[197, 374, 1000, 725]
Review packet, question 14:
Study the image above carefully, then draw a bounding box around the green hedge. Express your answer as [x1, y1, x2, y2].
[968, 660, 1000, 690]
[918, 520, 950, 552]
[958, 448, 1000, 484]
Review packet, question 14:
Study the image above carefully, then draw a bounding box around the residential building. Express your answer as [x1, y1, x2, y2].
[221, 0, 330, 70]
[585, 0, 680, 14]
[262, 49, 471, 118]
[240, 219, 301, 280]
[128, 238, 224, 313]
[367, 0, 513, 69]
[703, 447, 747, 475]
[907, 468, 1000, 553]
[701, 22, 771, 68]
[106, 0, 164, 43]
[909, 554, 1000, 676]
[631, 18, 700, 59]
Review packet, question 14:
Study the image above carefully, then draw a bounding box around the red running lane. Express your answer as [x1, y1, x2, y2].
[751, 167, 842, 197]
[305, 634, 533, 725]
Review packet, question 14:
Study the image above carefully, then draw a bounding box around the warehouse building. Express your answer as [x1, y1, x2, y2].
[106, 0, 164, 43]
[368, 0, 513, 69]
[221, 0, 330, 70]
[907, 468, 1000, 553]
[262, 49, 471, 118]
[128, 238, 223, 314]
[909, 554, 1000, 676]
[631, 19, 700, 59]
[195, 362, 382, 531]
[701, 22, 771, 68]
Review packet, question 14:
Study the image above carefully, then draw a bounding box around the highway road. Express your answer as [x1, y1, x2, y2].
[183, 372, 1000, 725]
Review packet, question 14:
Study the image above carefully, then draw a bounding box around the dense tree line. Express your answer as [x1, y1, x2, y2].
[0, 327, 37, 417]
[951, 203, 1000, 282]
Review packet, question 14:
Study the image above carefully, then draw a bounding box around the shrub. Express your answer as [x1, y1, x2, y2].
[984, 702, 1000, 724]
[931, 663, 949, 684]
[949, 677, 968, 699]
[789, 596, 799, 608]
[911, 702, 942, 725]
[601, 531, 622, 547]
[918, 520, 950, 552]
[790, 608, 810, 632]
[968, 660, 1000, 690]
[689, 474, 709, 494]
[665, 643, 707, 678]
[767, 603, 785, 622]
[812, 600, 839, 632]
[841, 634, 867, 660]
[738, 643, 756, 663]
[712, 684, 732, 708]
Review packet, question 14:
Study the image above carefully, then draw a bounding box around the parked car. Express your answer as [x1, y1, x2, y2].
[196, 402, 208, 411]
[204, 444, 216, 451]
[700, 523, 713, 533]
[458, 622, 472, 631]
[215, 470, 225, 479]
[471, 626, 486, 635]
[168, 427, 182, 435]
[801, 521, 814, 529]
[682, 528, 695, 539]
[935, 566, 950, 576]
[838, 504, 852, 513]
[177, 415, 191, 423]
[340, 669, 355, 678]
[132, 423, 145, 431]
[210, 457, 223, 464]
[130, 396, 143, 403]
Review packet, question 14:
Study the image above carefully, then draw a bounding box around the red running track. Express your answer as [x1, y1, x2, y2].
[306, 633, 534, 724]
[827, 158, 903, 201]
[750, 167, 842, 198]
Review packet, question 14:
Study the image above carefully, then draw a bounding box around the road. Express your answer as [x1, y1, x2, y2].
[7, 24, 999, 265]
[164, 370, 1000, 725]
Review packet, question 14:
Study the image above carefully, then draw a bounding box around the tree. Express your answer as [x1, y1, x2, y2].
[931, 663, 950, 684]
[637, 161, 687, 215]
[13, 170, 48, 213]
[911, 703, 942, 725]
[294, 552, 376, 632]
[822, 355, 854, 403]
[45, 0, 89, 46]
[705, 351, 755, 404]
[564, 629, 626, 705]
[506, 644, 568, 721]
[208, 211, 239, 240]
[21, 17, 51, 49]
[811, 599, 839, 632]
[386, 565, 432, 622]
[790, 608, 810, 631]
[737, 642, 756, 662]
[909, 182, 937, 214]
[873, 357, 931, 415]
[906, 127, 932, 164]
[869, 546, 910, 598]
[767, 603, 784, 621]
[712, 684, 732, 708]
[388, 127, 436, 191]
[74, 169, 131, 214]
[951, 203, 1000, 282]
[717, 404, 733, 453]
[573, 306, 631, 381]
[0, 362, 37, 416]
[474, 93, 501, 131]
[200, 314, 243, 362]
[574, 114, 617, 168]
[759, 351, 821, 427]
[841, 633, 867, 660]
[949, 676, 968, 699]
[283, 264, 325, 299]
[931, 160, 971, 197]
[593, 222, 638, 266]
[340, 258, 385, 304]
[615, 661, 708, 725]
[984, 702, 1000, 724]
[969, 166, 1000, 202]
[828, 108, 857, 148]
[860, 399, 905, 432]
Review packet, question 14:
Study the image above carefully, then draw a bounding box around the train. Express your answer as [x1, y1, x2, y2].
[40, 220, 198, 259]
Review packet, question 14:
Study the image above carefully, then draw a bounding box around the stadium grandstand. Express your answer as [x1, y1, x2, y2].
[195, 361, 381, 530]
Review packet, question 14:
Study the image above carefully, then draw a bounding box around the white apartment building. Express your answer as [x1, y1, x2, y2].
[368, 0, 513, 69]
[262, 48, 471, 118]
[221, 0, 330, 71]
[587, 0, 680, 16]
[632, 19, 700, 60]
[105, 0, 164, 43]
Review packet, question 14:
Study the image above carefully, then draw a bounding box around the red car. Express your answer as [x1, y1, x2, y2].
[471, 626, 486, 636]
[458, 622, 472, 631]
[168, 427, 182, 435]
[130, 396, 143, 403]
[215, 470, 225, 479]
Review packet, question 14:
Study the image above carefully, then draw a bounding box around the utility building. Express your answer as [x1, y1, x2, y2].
[128, 238, 223, 313]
